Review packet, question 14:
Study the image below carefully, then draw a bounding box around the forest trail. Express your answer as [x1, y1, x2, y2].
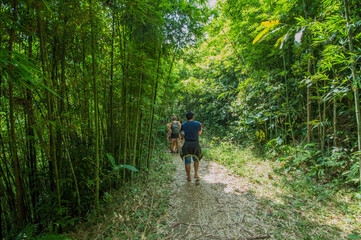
[160, 153, 274, 240]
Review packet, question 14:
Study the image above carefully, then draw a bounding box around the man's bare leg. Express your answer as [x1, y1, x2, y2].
[185, 164, 191, 181]
[172, 140, 177, 152]
[194, 160, 199, 178]
[175, 139, 180, 152]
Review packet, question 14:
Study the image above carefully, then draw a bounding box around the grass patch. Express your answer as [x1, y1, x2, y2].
[202, 137, 361, 239]
[201, 137, 260, 178]
[67, 150, 176, 239]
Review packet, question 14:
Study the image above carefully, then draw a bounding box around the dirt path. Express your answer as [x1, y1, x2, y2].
[160, 154, 274, 240]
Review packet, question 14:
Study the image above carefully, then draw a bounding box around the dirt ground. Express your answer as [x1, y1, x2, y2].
[159, 154, 275, 240]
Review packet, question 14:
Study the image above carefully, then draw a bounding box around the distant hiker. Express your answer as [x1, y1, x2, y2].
[180, 111, 203, 182]
[168, 116, 181, 153]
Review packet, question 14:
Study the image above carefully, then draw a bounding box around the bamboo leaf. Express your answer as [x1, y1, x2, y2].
[253, 28, 270, 45]
[119, 164, 139, 172]
[106, 153, 116, 168]
[280, 32, 290, 49]
[294, 27, 305, 45]
[253, 20, 279, 44]
[217, 92, 227, 99]
[275, 34, 286, 48]
[0, 49, 60, 97]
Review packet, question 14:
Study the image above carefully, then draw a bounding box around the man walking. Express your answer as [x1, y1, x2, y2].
[180, 111, 203, 182]
[168, 116, 181, 153]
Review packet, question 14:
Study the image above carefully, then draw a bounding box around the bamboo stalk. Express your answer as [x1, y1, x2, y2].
[89, 0, 100, 213]
[343, 0, 361, 191]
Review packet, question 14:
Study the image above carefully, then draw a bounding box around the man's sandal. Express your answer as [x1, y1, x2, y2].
[194, 177, 200, 181]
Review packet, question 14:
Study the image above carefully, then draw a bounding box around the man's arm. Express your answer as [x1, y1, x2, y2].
[180, 122, 184, 138]
[167, 123, 171, 134]
[198, 123, 203, 136]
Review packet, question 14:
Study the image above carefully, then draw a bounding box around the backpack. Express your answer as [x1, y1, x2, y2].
[171, 121, 180, 135]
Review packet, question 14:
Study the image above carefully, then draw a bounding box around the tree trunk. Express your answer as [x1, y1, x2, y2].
[0, 181, 2, 239]
[138, 111, 144, 170]
[89, 0, 100, 213]
[121, 78, 128, 182]
[51, 40, 61, 211]
[26, 34, 38, 223]
[57, 16, 68, 176]
[1, 131, 17, 236]
[0, 75, 4, 238]
[108, 11, 115, 156]
[120, 25, 130, 182]
[131, 77, 142, 181]
[147, 51, 161, 169]
[343, 0, 361, 190]
[317, 83, 322, 150]
[36, 1, 61, 206]
[307, 54, 312, 144]
[322, 84, 326, 153]
[333, 98, 337, 148]
[152, 52, 176, 160]
[282, 51, 295, 143]
[62, 133, 81, 215]
[49, 34, 61, 207]
[81, 35, 90, 146]
[8, 0, 24, 227]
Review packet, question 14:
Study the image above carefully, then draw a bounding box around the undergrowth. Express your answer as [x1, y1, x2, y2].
[67, 149, 176, 239]
[201, 136, 260, 178]
[266, 138, 360, 190]
[202, 137, 361, 240]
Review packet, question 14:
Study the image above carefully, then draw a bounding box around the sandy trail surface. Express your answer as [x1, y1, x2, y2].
[161, 154, 274, 240]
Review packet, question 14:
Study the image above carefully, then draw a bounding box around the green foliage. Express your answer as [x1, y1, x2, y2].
[0, 0, 211, 238]
[14, 224, 70, 240]
[106, 153, 138, 172]
[0, 49, 58, 96]
[348, 234, 361, 240]
[68, 150, 175, 239]
[271, 142, 360, 187]
[2, 0, 361, 238]
[172, 0, 361, 193]
[202, 137, 259, 177]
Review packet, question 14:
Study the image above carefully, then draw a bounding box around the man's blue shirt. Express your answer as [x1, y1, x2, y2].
[181, 121, 201, 141]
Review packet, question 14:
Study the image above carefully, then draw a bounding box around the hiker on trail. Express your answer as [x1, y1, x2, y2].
[168, 116, 181, 153]
[180, 111, 203, 182]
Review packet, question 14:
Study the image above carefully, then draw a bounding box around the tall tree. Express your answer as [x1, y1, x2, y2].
[8, 0, 24, 227]
[89, 0, 100, 213]
[343, 0, 361, 189]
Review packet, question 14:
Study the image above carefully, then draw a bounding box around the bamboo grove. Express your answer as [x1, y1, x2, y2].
[176, 0, 361, 189]
[0, 0, 209, 238]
